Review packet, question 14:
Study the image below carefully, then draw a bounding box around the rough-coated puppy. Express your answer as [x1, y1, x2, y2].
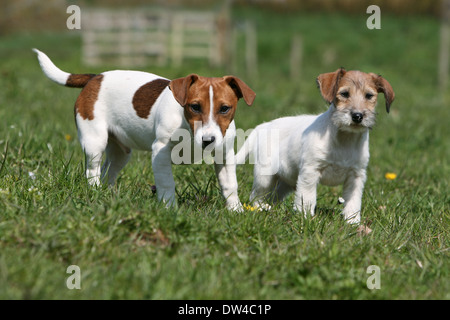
[236, 68, 394, 224]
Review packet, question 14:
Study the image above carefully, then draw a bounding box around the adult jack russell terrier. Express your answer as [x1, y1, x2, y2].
[236, 68, 394, 224]
[33, 49, 255, 211]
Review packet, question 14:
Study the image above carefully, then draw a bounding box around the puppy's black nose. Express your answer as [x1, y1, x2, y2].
[202, 136, 215, 148]
[352, 112, 363, 124]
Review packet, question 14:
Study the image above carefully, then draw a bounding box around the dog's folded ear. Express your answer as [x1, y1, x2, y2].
[223, 76, 256, 106]
[316, 68, 347, 104]
[370, 73, 395, 113]
[169, 74, 199, 107]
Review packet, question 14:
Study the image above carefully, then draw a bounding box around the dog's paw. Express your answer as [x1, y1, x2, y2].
[227, 202, 244, 213]
[255, 203, 271, 211]
[293, 203, 315, 218]
[344, 212, 361, 225]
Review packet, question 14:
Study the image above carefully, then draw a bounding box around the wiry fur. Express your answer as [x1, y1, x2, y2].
[236, 69, 395, 224]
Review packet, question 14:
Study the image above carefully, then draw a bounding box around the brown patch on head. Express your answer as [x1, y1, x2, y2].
[170, 74, 255, 137]
[180, 77, 211, 135]
[317, 69, 395, 114]
[316, 68, 347, 104]
[74, 74, 103, 121]
[211, 80, 240, 136]
[66, 73, 97, 88]
[369, 73, 395, 113]
[132, 79, 170, 119]
[222, 76, 256, 106]
[334, 71, 379, 113]
[169, 74, 199, 107]
[317, 70, 397, 132]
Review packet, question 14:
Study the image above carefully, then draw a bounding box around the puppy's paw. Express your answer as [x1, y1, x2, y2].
[257, 203, 272, 211]
[227, 202, 244, 213]
[343, 212, 361, 225]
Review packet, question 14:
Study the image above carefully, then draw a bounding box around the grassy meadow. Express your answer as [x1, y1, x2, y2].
[0, 8, 449, 299]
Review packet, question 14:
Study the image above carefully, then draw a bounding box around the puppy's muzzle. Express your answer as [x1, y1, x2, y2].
[351, 112, 363, 124]
[202, 136, 215, 148]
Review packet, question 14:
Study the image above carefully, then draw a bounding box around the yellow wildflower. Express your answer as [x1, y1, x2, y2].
[385, 172, 397, 180]
[243, 203, 257, 211]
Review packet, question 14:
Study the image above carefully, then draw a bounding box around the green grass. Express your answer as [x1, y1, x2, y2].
[0, 9, 449, 299]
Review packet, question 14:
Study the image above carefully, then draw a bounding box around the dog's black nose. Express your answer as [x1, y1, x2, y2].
[202, 136, 215, 148]
[352, 112, 363, 124]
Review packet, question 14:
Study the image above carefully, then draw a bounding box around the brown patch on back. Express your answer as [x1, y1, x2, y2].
[74, 74, 104, 121]
[66, 73, 97, 88]
[132, 79, 170, 119]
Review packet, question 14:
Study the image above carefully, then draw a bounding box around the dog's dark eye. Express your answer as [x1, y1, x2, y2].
[219, 105, 231, 114]
[365, 93, 374, 100]
[340, 91, 350, 98]
[190, 104, 201, 113]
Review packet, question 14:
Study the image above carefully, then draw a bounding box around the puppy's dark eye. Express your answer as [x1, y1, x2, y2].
[340, 91, 350, 98]
[365, 93, 374, 100]
[190, 104, 201, 113]
[219, 105, 231, 114]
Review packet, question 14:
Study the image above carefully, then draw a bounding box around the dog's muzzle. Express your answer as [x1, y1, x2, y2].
[351, 112, 363, 124]
[202, 136, 215, 148]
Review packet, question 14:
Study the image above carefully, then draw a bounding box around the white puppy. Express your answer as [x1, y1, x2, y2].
[236, 68, 394, 224]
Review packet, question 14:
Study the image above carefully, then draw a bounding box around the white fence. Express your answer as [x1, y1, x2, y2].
[81, 9, 227, 67]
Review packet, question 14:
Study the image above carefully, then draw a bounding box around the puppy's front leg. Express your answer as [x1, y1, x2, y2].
[342, 170, 366, 225]
[294, 167, 320, 217]
[152, 140, 177, 207]
[215, 162, 242, 212]
[214, 147, 242, 212]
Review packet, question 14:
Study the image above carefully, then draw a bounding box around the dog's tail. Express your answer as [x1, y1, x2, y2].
[235, 129, 257, 165]
[33, 48, 96, 88]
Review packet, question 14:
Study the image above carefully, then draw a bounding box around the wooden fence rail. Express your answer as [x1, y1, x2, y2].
[81, 9, 226, 67]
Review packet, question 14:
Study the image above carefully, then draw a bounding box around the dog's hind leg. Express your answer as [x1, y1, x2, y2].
[77, 120, 108, 187]
[249, 171, 277, 209]
[294, 167, 320, 217]
[101, 136, 132, 186]
[82, 144, 106, 187]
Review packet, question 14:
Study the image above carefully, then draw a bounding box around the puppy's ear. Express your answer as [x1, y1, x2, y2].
[370, 73, 395, 113]
[169, 74, 199, 106]
[316, 68, 346, 104]
[223, 76, 256, 106]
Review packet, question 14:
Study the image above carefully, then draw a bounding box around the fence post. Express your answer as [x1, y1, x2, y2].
[245, 21, 258, 79]
[290, 34, 302, 81]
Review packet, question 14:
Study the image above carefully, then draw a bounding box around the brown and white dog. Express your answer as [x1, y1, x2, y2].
[33, 49, 255, 210]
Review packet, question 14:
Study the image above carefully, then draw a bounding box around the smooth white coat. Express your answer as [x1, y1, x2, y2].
[34, 49, 242, 211]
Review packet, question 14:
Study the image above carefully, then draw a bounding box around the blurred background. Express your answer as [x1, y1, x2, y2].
[1, 0, 449, 109]
[0, 0, 449, 175]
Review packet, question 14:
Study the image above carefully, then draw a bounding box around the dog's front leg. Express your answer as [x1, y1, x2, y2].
[152, 140, 177, 207]
[214, 162, 242, 212]
[294, 167, 320, 217]
[342, 170, 366, 225]
[214, 147, 242, 212]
